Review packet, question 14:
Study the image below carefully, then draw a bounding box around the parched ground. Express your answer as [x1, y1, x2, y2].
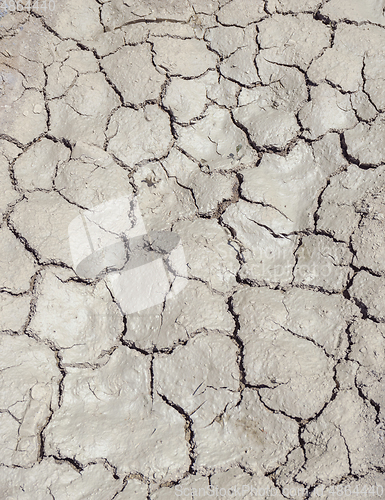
[0, 0, 385, 498]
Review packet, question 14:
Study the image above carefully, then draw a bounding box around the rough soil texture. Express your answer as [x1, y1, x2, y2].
[0, 0, 385, 498]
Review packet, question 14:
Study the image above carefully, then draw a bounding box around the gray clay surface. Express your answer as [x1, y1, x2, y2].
[0, 0, 384, 498]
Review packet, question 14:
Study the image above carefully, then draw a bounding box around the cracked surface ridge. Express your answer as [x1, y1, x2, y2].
[0, 0, 385, 498]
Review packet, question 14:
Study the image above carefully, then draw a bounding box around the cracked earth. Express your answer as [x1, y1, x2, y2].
[1, 0, 385, 498]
